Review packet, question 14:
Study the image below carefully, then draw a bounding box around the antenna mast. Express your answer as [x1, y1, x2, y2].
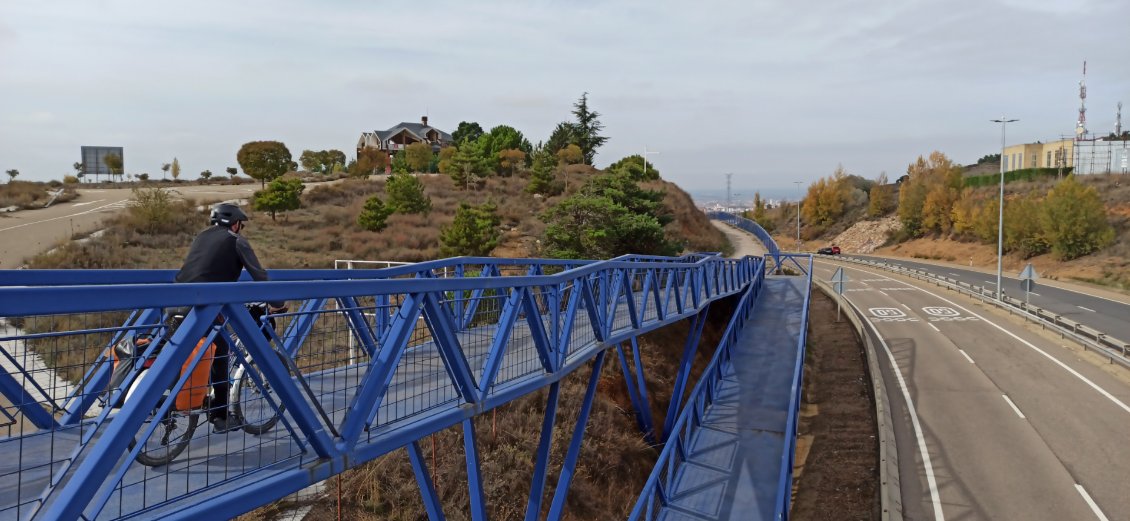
[1117, 102, 1123, 137]
[1076, 60, 1088, 140]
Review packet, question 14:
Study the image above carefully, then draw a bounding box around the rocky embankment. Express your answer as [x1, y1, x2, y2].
[830, 216, 900, 254]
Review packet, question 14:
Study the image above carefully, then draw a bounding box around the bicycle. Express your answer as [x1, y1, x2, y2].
[106, 303, 290, 467]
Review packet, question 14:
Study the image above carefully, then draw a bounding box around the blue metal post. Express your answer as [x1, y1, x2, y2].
[408, 440, 447, 521]
[546, 350, 607, 520]
[628, 337, 656, 443]
[614, 343, 655, 443]
[423, 293, 480, 404]
[524, 382, 560, 521]
[662, 304, 710, 441]
[463, 418, 488, 521]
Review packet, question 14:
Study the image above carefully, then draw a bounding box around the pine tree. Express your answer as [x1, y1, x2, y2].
[571, 93, 607, 165]
[385, 172, 432, 214]
[440, 202, 501, 257]
[357, 195, 393, 231]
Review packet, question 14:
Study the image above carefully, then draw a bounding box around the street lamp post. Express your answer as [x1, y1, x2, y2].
[793, 180, 803, 251]
[991, 117, 1018, 300]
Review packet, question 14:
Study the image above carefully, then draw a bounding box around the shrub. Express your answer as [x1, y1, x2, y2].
[1003, 193, 1049, 258]
[63, 175, 79, 184]
[253, 176, 304, 221]
[440, 202, 501, 257]
[385, 172, 431, 214]
[1040, 175, 1114, 260]
[129, 186, 176, 234]
[964, 167, 1066, 188]
[357, 195, 393, 232]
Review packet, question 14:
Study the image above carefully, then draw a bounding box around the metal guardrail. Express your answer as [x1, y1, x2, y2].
[832, 255, 1130, 369]
[812, 279, 902, 521]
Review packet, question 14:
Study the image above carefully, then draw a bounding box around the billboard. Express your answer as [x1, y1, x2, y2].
[80, 146, 124, 181]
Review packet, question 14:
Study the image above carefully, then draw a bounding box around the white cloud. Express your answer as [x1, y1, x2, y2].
[0, 0, 1128, 191]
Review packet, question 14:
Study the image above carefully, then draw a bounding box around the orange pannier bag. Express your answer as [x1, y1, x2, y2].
[175, 339, 216, 411]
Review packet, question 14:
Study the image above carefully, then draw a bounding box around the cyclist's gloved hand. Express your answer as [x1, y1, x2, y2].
[268, 302, 288, 314]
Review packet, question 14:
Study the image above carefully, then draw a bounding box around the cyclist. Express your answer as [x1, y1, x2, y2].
[175, 203, 285, 433]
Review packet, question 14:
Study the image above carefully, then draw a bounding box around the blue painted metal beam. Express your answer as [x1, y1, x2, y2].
[547, 350, 607, 521]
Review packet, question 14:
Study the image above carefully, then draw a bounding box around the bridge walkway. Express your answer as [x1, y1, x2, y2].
[630, 268, 811, 521]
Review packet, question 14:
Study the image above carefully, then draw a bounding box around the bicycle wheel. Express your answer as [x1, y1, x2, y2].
[230, 350, 292, 435]
[131, 406, 199, 467]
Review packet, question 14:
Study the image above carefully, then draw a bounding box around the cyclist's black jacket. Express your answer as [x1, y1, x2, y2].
[175, 226, 282, 306]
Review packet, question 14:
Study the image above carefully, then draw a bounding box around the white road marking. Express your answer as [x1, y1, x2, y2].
[958, 350, 975, 364]
[879, 290, 889, 297]
[0, 200, 127, 232]
[847, 298, 945, 521]
[907, 282, 1130, 415]
[1001, 395, 1026, 419]
[1075, 484, 1110, 521]
[71, 199, 105, 207]
[1028, 292, 1041, 297]
[949, 273, 961, 277]
[928, 323, 940, 332]
[1077, 306, 1096, 313]
[859, 280, 870, 286]
[901, 304, 911, 311]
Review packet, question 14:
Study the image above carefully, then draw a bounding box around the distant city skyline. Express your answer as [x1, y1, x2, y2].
[2, 1, 1128, 194]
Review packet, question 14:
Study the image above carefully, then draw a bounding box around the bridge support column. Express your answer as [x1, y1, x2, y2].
[547, 350, 607, 521]
[463, 418, 488, 521]
[408, 440, 447, 521]
[524, 382, 560, 521]
[662, 304, 710, 442]
[615, 339, 656, 444]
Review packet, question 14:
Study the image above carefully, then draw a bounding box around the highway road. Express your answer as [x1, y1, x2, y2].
[846, 254, 1130, 344]
[0, 185, 257, 268]
[813, 259, 1130, 521]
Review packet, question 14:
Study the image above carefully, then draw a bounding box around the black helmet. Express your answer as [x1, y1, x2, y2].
[210, 203, 249, 227]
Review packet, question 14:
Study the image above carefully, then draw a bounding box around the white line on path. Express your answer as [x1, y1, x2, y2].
[950, 273, 961, 277]
[1030, 292, 1041, 297]
[846, 298, 945, 521]
[879, 290, 889, 297]
[901, 304, 911, 311]
[1077, 306, 1096, 313]
[1075, 484, 1110, 521]
[958, 350, 975, 364]
[1001, 395, 1026, 419]
[929, 323, 940, 332]
[71, 199, 105, 207]
[907, 280, 1130, 415]
[0, 200, 126, 233]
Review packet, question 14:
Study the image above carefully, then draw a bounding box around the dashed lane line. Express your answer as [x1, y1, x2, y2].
[958, 350, 975, 364]
[1075, 484, 1110, 521]
[1001, 395, 1026, 419]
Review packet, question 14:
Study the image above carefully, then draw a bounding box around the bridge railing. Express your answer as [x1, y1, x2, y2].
[708, 211, 781, 267]
[629, 253, 812, 520]
[0, 253, 758, 520]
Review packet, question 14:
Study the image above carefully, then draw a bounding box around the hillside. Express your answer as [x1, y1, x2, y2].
[29, 173, 729, 270]
[755, 170, 1130, 291]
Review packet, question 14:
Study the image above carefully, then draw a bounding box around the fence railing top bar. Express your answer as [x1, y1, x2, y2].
[0, 255, 761, 317]
[1, 253, 742, 288]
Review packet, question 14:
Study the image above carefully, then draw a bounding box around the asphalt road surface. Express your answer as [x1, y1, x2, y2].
[712, 221, 768, 258]
[0, 185, 256, 268]
[845, 254, 1130, 344]
[814, 259, 1130, 521]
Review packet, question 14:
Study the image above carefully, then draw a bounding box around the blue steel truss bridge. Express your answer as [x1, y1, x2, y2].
[0, 234, 812, 520]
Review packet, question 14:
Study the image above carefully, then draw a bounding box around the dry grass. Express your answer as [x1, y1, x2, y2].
[0, 181, 78, 209]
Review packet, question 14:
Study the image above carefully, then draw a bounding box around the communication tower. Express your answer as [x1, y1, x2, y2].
[1076, 60, 1088, 140]
[725, 173, 733, 210]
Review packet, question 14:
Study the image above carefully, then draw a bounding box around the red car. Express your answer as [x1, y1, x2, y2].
[817, 246, 842, 255]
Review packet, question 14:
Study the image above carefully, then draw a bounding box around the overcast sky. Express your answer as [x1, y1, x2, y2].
[2, 1, 1128, 198]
